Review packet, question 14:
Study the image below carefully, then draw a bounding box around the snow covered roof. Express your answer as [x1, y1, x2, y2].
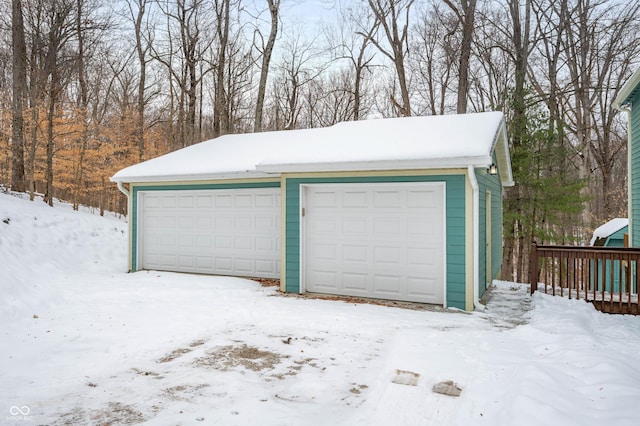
[590, 218, 629, 246]
[111, 111, 513, 185]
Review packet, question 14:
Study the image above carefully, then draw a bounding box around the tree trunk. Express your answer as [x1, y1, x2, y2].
[45, 80, 56, 207]
[133, 0, 148, 160]
[366, 0, 413, 116]
[73, 0, 89, 211]
[254, 0, 279, 132]
[214, 0, 230, 137]
[11, 0, 26, 192]
[455, 0, 476, 114]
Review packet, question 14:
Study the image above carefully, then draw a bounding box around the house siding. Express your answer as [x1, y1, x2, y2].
[605, 226, 628, 247]
[283, 173, 467, 310]
[129, 180, 281, 271]
[630, 90, 640, 247]
[476, 166, 503, 296]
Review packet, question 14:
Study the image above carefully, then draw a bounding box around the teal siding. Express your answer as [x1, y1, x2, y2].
[130, 181, 280, 271]
[631, 90, 640, 247]
[284, 175, 467, 309]
[605, 226, 628, 247]
[476, 166, 503, 296]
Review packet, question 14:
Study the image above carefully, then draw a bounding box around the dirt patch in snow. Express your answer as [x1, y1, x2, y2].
[194, 343, 287, 372]
[89, 402, 145, 425]
[157, 347, 192, 363]
[163, 383, 211, 401]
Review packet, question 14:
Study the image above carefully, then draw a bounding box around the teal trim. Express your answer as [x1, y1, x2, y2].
[476, 165, 503, 296]
[130, 181, 281, 271]
[630, 89, 640, 247]
[284, 175, 467, 309]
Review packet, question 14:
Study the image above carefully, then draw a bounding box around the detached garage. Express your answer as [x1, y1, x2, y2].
[111, 112, 513, 311]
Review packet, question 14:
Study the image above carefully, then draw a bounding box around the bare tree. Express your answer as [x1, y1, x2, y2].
[365, 0, 414, 117]
[328, 1, 378, 121]
[254, 0, 279, 132]
[559, 0, 640, 221]
[152, 0, 207, 147]
[11, 0, 26, 192]
[42, 0, 77, 206]
[124, 0, 154, 160]
[443, 0, 476, 114]
[213, 0, 231, 137]
[270, 30, 326, 130]
[410, 2, 457, 115]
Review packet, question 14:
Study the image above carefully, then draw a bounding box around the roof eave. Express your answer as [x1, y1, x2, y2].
[491, 118, 515, 187]
[109, 170, 279, 184]
[255, 156, 494, 174]
[614, 68, 640, 109]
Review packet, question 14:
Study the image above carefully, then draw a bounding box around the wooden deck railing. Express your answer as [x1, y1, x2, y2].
[529, 242, 640, 314]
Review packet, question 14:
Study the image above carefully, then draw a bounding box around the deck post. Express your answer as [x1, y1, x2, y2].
[530, 242, 538, 295]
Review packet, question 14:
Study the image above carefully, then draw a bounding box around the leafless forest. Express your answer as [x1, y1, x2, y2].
[1, 0, 639, 281]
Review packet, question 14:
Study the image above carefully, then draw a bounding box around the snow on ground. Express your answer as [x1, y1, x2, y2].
[1, 191, 640, 426]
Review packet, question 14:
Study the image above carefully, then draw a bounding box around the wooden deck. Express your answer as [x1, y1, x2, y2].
[529, 243, 640, 315]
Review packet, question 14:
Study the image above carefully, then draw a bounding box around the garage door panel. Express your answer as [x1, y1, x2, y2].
[161, 197, 177, 208]
[161, 255, 177, 267]
[374, 246, 402, 264]
[139, 187, 280, 279]
[408, 190, 436, 207]
[196, 256, 212, 268]
[343, 272, 368, 291]
[178, 255, 194, 268]
[373, 275, 402, 295]
[235, 216, 252, 230]
[407, 247, 431, 265]
[374, 190, 401, 207]
[197, 195, 213, 207]
[197, 216, 212, 229]
[343, 191, 367, 207]
[196, 235, 212, 248]
[256, 260, 277, 275]
[235, 194, 252, 207]
[178, 196, 194, 208]
[312, 191, 338, 207]
[373, 217, 401, 235]
[343, 217, 367, 234]
[255, 216, 276, 230]
[312, 270, 338, 289]
[342, 244, 368, 262]
[215, 216, 232, 229]
[178, 235, 194, 246]
[310, 243, 337, 260]
[304, 183, 444, 304]
[162, 216, 176, 227]
[256, 237, 276, 251]
[407, 217, 432, 236]
[407, 277, 437, 297]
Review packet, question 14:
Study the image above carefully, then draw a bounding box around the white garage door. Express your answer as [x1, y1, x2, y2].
[303, 182, 445, 304]
[139, 188, 280, 278]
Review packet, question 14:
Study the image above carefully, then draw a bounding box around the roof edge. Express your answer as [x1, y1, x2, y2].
[491, 117, 514, 187]
[614, 68, 640, 109]
[255, 156, 494, 174]
[109, 171, 279, 184]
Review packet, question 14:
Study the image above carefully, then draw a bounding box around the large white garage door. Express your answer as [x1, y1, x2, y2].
[303, 182, 445, 304]
[139, 187, 280, 278]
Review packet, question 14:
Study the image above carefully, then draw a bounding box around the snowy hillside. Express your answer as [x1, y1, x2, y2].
[1, 191, 640, 425]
